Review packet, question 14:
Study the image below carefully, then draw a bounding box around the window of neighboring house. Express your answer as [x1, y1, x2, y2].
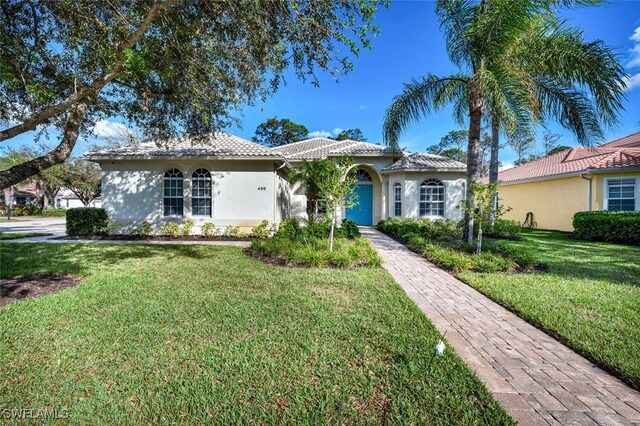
[15, 196, 26, 205]
[192, 168, 212, 217]
[419, 179, 445, 217]
[56, 198, 61, 208]
[606, 178, 636, 211]
[393, 183, 402, 217]
[65, 199, 69, 208]
[163, 168, 184, 216]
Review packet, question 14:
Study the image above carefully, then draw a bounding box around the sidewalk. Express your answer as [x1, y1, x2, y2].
[361, 227, 640, 426]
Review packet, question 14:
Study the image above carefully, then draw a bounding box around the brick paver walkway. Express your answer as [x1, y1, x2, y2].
[362, 227, 640, 426]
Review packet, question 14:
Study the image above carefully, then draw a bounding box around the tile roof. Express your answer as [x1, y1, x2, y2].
[599, 131, 640, 148]
[497, 133, 640, 184]
[85, 132, 280, 160]
[382, 152, 467, 173]
[271, 138, 394, 160]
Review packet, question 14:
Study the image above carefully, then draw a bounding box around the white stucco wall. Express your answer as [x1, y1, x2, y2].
[386, 171, 467, 222]
[100, 159, 284, 232]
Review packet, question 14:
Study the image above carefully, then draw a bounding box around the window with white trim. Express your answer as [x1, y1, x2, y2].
[393, 183, 402, 217]
[420, 179, 445, 217]
[607, 178, 636, 211]
[163, 168, 184, 216]
[192, 168, 212, 217]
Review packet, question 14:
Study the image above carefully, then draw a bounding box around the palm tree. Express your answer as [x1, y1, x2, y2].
[383, 0, 626, 241]
[289, 159, 333, 219]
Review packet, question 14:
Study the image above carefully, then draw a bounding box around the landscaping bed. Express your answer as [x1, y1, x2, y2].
[377, 217, 540, 274]
[0, 242, 513, 424]
[60, 235, 252, 242]
[0, 273, 81, 306]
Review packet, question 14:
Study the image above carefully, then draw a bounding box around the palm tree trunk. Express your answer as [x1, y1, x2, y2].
[464, 85, 484, 243]
[488, 115, 500, 229]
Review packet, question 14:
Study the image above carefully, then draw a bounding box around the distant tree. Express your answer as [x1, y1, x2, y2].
[334, 129, 366, 141]
[252, 117, 309, 147]
[510, 133, 536, 166]
[428, 129, 492, 175]
[541, 131, 562, 155]
[0, 148, 32, 218]
[547, 146, 572, 156]
[0, 0, 383, 188]
[59, 159, 101, 207]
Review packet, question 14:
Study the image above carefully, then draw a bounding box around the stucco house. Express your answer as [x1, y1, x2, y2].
[497, 132, 640, 232]
[85, 133, 467, 232]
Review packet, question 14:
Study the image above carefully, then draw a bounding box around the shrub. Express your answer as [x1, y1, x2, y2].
[201, 222, 217, 237]
[139, 220, 154, 236]
[182, 219, 194, 236]
[66, 208, 109, 236]
[377, 217, 460, 242]
[40, 208, 67, 217]
[275, 218, 299, 239]
[159, 223, 181, 237]
[250, 220, 272, 239]
[573, 211, 640, 245]
[223, 225, 245, 237]
[336, 219, 360, 239]
[490, 219, 521, 239]
[421, 243, 473, 273]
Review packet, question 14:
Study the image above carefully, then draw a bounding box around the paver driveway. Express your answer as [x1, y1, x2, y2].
[361, 227, 640, 426]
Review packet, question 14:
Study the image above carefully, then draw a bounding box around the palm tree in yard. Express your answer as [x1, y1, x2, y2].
[383, 0, 627, 241]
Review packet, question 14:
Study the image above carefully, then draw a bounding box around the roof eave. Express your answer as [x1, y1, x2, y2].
[83, 154, 284, 161]
[498, 165, 640, 185]
[381, 167, 466, 174]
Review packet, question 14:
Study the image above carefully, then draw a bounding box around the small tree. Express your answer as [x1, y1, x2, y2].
[59, 159, 101, 207]
[460, 181, 509, 255]
[315, 157, 357, 251]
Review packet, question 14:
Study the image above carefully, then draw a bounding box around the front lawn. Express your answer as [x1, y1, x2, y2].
[0, 243, 512, 424]
[0, 232, 52, 240]
[459, 229, 640, 390]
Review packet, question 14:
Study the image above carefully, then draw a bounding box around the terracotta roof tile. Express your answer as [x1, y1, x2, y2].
[85, 132, 280, 159]
[498, 133, 640, 183]
[382, 152, 466, 172]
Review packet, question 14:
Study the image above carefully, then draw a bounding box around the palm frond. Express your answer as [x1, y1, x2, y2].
[435, 0, 477, 69]
[383, 74, 469, 148]
[534, 77, 603, 146]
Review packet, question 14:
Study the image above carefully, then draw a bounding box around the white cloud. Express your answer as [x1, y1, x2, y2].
[625, 27, 640, 91]
[499, 161, 515, 171]
[623, 72, 640, 92]
[332, 128, 344, 136]
[359, 104, 367, 110]
[92, 119, 128, 138]
[308, 130, 332, 138]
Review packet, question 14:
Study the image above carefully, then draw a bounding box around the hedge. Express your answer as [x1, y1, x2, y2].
[66, 208, 109, 236]
[40, 208, 67, 217]
[573, 211, 640, 245]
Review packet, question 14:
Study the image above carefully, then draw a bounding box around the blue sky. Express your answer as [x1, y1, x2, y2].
[6, 0, 640, 167]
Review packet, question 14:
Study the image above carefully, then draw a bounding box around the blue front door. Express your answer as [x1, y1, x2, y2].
[346, 184, 373, 225]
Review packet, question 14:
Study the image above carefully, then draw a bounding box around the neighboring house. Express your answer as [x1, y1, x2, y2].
[85, 133, 467, 232]
[0, 182, 38, 206]
[497, 132, 640, 232]
[54, 189, 102, 209]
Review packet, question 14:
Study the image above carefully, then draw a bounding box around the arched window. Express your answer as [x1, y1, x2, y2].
[192, 168, 212, 217]
[353, 169, 372, 182]
[393, 183, 402, 217]
[163, 168, 184, 216]
[419, 179, 445, 217]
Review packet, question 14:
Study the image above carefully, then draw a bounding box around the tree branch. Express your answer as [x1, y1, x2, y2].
[0, 0, 178, 143]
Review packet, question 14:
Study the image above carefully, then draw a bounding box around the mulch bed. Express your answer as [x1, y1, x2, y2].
[0, 274, 82, 306]
[59, 235, 252, 242]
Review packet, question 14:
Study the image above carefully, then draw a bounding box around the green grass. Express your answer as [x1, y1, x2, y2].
[0, 217, 23, 222]
[459, 229, 640, 390]
[0, 232, 52, 240]
[0, 243, 512, 425]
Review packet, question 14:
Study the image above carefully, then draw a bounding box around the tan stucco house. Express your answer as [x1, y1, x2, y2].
[497, 132, 640, 232]
[85, 133, 467, 233]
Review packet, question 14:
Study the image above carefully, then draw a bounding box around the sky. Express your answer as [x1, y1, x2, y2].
[5, 0, 640, 168]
